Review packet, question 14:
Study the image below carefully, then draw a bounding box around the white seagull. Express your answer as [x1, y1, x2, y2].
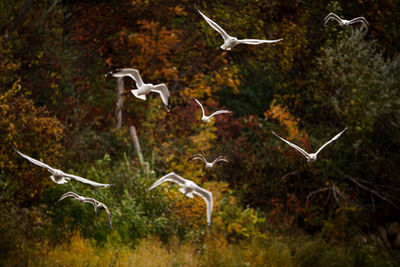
[148, 172, 213, 226]
[107, 68, 171, 111]
[194, 98, 232, 123]
[196, 7, 283, 50]
[12, 145, 112, 187]
[57, 191, 112, 229]
[272, 127, 347, 163]
[323, 13, 369, 31]
[188, 154, 230, 169]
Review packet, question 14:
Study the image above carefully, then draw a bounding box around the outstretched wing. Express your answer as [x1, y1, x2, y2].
[323, 12, 343, 26]
[62, 172, 113, 187]
[212, 156, 230, 165]
[150, 83, 170, 106]
[188, 154, 208, 164]
[194, 98, 206, 117]
[98, 202, 113, 229]
[81, 197, 99, 213]
[12, 145, 56, 172]
[315, 127, 347, 155]
[56, 191, 81, 203]
[237, 38, 283, 45]
[148, 172, 187, 191]
[196, 7, 230, 41]
[272, 131, 311, 159]
[111, 68, 144, 88]
[349, 17, 369, 30]
[193, 186, 213, 226]
[208, 110, 232, 118]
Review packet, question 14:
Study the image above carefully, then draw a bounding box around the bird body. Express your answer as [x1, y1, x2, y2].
[188, 154, 230, 169]
[272, 127, 347, 163]
[324, 13, 369, 31]
[196, 7, 282, 50]
[108, 68, 171, 111]
[12, 145, 112, 187]
[194, 98, 232, 122]
[148, 172, 213, 226]
[57, 191, 112, 229]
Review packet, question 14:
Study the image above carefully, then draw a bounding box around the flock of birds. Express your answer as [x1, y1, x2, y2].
[11, 8, 369, 228]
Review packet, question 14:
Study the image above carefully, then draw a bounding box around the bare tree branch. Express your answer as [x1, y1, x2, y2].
[346, 175, 400, 210]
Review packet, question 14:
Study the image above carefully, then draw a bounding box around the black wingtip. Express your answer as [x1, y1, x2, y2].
[104, 68, 122, 78]
[165, 98, 172, 112]
[104, 70, 115, 78]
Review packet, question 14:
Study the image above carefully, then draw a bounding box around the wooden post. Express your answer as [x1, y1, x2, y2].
[115, 77, 124, 129]
[129, 126, 144, 167]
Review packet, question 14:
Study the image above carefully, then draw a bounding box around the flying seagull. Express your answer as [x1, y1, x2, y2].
[12, 145, 112, 187]
[323, 13, 369, 31]
[107, 68, 171, 111]
[196, 7, 283, 50]
[57, 191, 112, 229]
[272, 127, 347, 163]
[194, 98, 232, 122]
[188, 154, 230, 169]
[148, 172, 213, 226]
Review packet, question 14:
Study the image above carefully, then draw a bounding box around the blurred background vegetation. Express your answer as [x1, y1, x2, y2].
[1, 0, 400, 265]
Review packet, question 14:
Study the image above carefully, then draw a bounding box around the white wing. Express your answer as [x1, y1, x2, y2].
[349, 17, 369, 30]
[148, 172, 187, 191]
[323, 13, 343, 25]
[272, 131, 311, 159]
[97, 202, 113, 229]
[237, 38, 283, 45]
[81, 197, 98, 206]
[196, 7, 231, 41]
[194, 98, 206, 117]
[208, 110, 232, 118]
[188, 154, 208, 165]
[315, 127, 347, 155]
[111, 68, 144, 87]
[193, 186, 213, 226]
[61, 172, 113, 187]
[56, 191, 81, 203]
[12, 145, 57, 172]
[211, 156, 230, 165]
[150, 83, 170, 106]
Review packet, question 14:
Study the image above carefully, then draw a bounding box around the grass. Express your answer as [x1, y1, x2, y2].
[4, 231, 397, 267]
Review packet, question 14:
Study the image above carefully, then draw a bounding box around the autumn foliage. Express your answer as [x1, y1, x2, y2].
[1, 0, 400, 264]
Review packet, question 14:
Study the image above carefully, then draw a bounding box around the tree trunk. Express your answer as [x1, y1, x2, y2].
[115, 77, 124, 129]
[129, 126, 144, 167]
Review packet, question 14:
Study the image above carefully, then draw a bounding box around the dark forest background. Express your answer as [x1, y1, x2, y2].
[1, 0, 400, 265]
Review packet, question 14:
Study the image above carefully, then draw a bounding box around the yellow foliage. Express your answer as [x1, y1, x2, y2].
[165, 185, 210, 229]
[181, 65, 241, 101]
[264, 100, 307, 142]
[211, 64, 241, 95]
[28, 232, 199, 267]
[125, 20, 180, 81]
[0, 82, 64, 204]
[189, 120, 217, 152]
[181, 73, 213, 100]
[0, 79, 21, 103]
